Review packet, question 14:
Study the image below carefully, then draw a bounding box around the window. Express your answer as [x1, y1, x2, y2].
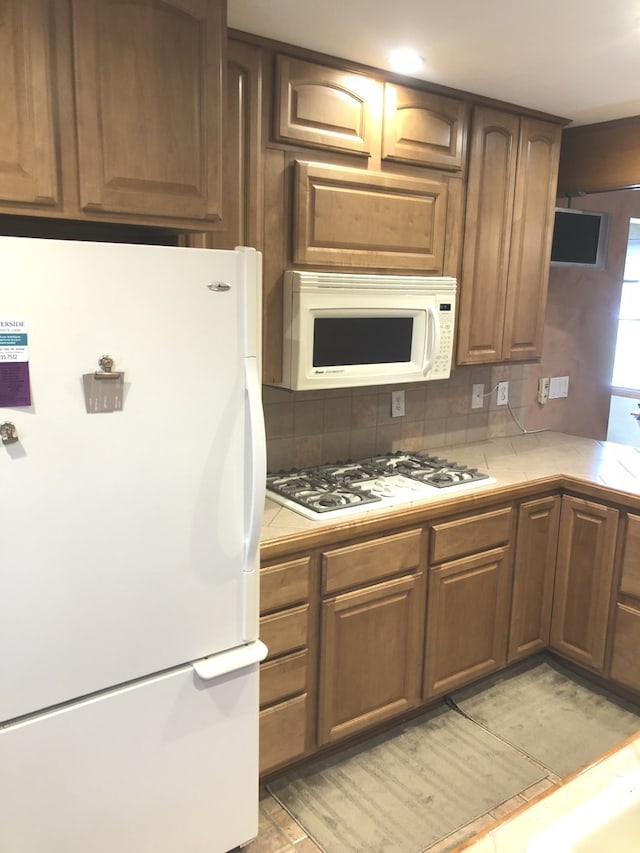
[611, 219, 640, 391]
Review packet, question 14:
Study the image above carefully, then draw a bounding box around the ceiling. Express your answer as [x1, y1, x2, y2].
[227, 0, 640, 127]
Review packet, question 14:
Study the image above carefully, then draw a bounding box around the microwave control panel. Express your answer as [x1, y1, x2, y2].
[430, 301, 455, 379]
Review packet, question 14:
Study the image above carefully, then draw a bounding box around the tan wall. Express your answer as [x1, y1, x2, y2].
[522, 189, 640, 438]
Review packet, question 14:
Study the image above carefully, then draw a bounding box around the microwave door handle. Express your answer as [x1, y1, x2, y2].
[423, 306, 440, 376]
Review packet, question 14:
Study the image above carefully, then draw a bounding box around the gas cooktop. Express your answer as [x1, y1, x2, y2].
[266, 452, 495, 519]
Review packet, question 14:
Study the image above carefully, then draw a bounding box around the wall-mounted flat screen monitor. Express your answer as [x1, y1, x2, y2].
[550, 207, 611, 269]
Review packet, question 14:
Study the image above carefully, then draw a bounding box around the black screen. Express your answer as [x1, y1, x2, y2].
[313, 317, 413, 366]
[551, 210, 603, 265]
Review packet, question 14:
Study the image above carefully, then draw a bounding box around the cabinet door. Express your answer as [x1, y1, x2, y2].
[619, 513, 640, 599]
[509, 496, 560, 661]
[207, 38, 264, 250]
[456, 107, 519, 363]
[550, 496, 618, 671]
[424, 547, 512, 698]
[275, 55, 382, 156]
[609, 513, 640, 692]
[502, 118, 561, 360]
[294, 160, 449, 271]
[610, 603, 640, 693]
[318, 572, 426, 745]
[382, 84, 469, 172]
[0, 0, 60, 208]
[71, 0, 223, 222]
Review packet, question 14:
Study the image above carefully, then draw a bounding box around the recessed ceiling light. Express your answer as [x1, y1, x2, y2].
[389, 48, 424, 74]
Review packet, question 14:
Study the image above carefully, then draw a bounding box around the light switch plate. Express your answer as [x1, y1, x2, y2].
[549, 376, 569, 399]
[472, 383, 484, 409]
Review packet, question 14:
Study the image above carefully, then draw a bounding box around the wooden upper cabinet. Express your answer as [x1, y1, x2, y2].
[274, 55, 382, 157]
[557, 117, 640, 195]
[294, 160, 449, 271]
[0, 0, 61, 208]
[382, 84, 469, 172]
[206, 38, 264, 249]
[502, 117, 561, 361]
[457, 107, 561, 365]
[457, 108, 519, 363]
[71, 0, 224, 223]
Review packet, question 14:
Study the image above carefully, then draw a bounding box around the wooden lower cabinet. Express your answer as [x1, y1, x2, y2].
[259, 694, 309, 775]
[259, 555, 315, 774]
[508, 495, 560, 661]
[424, 547, 512, 697]
[318, 571, 426, 744]
[550, 496, 618, 671]
[258, 492, 640, 775]
[608, 513, 640, 692]
[609, 602, 640, 692]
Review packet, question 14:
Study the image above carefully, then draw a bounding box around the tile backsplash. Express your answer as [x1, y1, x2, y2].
[263, 364, 529, 472]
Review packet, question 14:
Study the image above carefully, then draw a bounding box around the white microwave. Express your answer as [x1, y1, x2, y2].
[274, 270, 457, 391]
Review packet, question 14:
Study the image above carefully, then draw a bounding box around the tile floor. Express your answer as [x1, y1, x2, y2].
[241, 774, 562, 853]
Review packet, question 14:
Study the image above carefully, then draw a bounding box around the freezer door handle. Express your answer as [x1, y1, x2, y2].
[244, 355, 266, 570]
[191, 639, 268, 681]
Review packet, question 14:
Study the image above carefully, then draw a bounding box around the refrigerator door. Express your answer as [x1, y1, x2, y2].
[0, 237, 264, 722]
[0, 647, 264, 853]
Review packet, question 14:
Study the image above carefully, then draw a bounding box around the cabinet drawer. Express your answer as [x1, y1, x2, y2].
[260, 650, 308, 708]
[261, 557, 311, 614]
[260, 604, 309, 659]
[259, 694, 308, 774]
[431, 507, 513, 564]
[620, 514, 640, 599]
[610, 602, 640, 692]
[322, 528, 424, 594]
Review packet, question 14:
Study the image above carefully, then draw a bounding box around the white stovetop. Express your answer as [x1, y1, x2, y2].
[261, 431, 640, 543]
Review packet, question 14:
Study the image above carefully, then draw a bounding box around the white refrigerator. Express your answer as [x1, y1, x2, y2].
[0, 237, 267, 852]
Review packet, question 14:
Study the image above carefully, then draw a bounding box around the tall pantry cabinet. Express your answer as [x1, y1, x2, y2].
[456, 107, 561, 364]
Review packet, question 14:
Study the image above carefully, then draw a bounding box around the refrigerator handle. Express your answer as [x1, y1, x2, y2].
[244, 355, 266, 572]
[192, 639, 268, 681]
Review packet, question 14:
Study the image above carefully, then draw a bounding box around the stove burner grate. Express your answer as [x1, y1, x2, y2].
[266, 451, 493, 516]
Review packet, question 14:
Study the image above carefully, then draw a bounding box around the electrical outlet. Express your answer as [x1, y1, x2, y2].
[391, 389, 405, 417]
[538, 377, 550, 405]
[472, 383, 484, 409]
[497, 381, 509, 406]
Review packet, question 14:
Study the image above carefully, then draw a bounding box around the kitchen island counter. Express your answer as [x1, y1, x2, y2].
[260, 431, 640, 547]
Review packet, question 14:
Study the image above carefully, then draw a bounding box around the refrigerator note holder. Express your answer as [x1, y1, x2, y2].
[83, 355, 124, 413]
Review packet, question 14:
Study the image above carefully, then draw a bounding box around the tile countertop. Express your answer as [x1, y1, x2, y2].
[260, 431, 640, 544]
